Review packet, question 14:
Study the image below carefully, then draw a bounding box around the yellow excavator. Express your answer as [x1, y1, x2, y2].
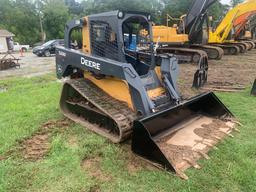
[208, 0, 256, 53]
[56, 11, 235, 179]
[152, 0, 225, 60]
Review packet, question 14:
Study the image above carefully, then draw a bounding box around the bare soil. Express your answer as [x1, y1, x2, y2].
[81, 156, 112, 182]
[88, 185, 101, 192]
[20, 119, 72, 160]
[179, 49, 256, 98]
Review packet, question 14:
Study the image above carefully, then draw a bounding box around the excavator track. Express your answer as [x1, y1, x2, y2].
[60, 78, 137, 143]
[208, 44, 240, 55]
[157, 47, 207, 64]
[225, 42, 249, 53]
[190, 45, 224, 60]
[241, 41, 255, 50]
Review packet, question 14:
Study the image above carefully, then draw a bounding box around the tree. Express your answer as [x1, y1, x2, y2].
[43, 0, 70, 40]
[0, 0, 41, 45]
[231, 0, 243, 7]
[160, 0, 193, 25]
[80, 0, 163, 22]
[209, 0, 229, 23]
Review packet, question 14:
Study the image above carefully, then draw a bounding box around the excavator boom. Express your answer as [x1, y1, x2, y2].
[209, 0, 256, 43]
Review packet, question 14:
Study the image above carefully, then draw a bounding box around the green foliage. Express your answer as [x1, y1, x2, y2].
[161, 0, 193, 25]
[209, 1, 229, 22]
[231, 0, 243, 7]
[0, 0, 229, 45]
[0, 0, 41, 45]
[43, 0, 70, 40]
[80, 0, 164, 23]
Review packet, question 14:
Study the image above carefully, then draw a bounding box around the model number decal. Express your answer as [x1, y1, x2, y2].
[81, 57, 101, 70]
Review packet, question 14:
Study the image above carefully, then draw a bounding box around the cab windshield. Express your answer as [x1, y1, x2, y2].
[122, 16, 151, 51]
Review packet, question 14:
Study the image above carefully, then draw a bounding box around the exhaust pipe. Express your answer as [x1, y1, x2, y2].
[132, 92, 234, 179]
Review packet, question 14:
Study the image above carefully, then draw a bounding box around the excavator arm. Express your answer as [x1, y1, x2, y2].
[182, 0, 217, 44]
[209, 0, 256, 43]
[234, 12, 256, 39]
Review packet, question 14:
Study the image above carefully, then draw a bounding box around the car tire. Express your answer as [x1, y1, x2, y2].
[44, 50, 51, 57]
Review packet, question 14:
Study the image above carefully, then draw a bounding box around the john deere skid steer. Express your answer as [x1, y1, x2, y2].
[56, 11, 235, 179]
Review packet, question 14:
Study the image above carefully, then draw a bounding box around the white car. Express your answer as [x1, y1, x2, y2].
[13, 42, 30, 52]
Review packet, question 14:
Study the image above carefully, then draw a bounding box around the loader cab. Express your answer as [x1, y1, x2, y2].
[87, 11, 154, 76]
[64, 11, 155, 77]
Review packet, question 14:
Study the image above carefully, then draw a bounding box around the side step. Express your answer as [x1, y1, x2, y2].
[132, 92, 235, 179]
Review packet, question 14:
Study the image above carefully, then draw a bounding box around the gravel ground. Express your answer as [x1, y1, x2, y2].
[0, 51, 55, 79]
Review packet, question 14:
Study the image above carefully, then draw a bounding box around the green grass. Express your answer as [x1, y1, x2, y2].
[0, 74, 256, 192]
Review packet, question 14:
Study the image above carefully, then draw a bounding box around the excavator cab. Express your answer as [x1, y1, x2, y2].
[56, 11, 235, 179]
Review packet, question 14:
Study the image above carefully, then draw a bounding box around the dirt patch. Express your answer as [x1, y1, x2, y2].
[21, 132, 50, 160]
[20, 118, 72, 161]
[81, 156, 111, 182]
[179, 49, 256, 98]
[88, 185, 101, 192]
[194, 119, 231, 140]
[67, 136, 79, 148]
[41, 118, 72, 130]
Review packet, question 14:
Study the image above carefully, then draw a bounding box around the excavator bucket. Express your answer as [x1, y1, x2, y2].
[251, 79, 256, 96]
[132, 92, 235, 179]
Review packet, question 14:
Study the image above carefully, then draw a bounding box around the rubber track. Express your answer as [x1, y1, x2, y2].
[157, 47, 208, 59]
[191, 45, 224, 60]
[208, 44, 240, 55]
[63, 79, 137, 143]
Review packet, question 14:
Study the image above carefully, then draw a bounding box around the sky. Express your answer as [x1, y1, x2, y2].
[220, 0, 231, 5]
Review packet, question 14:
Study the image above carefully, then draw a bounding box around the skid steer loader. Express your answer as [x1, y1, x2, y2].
[56, 11, 235, 179]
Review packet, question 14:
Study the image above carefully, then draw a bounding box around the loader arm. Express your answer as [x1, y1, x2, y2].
[209, 0, 256, 43]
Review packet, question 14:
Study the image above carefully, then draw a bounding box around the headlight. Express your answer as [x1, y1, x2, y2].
[117, 11, 124, 19]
